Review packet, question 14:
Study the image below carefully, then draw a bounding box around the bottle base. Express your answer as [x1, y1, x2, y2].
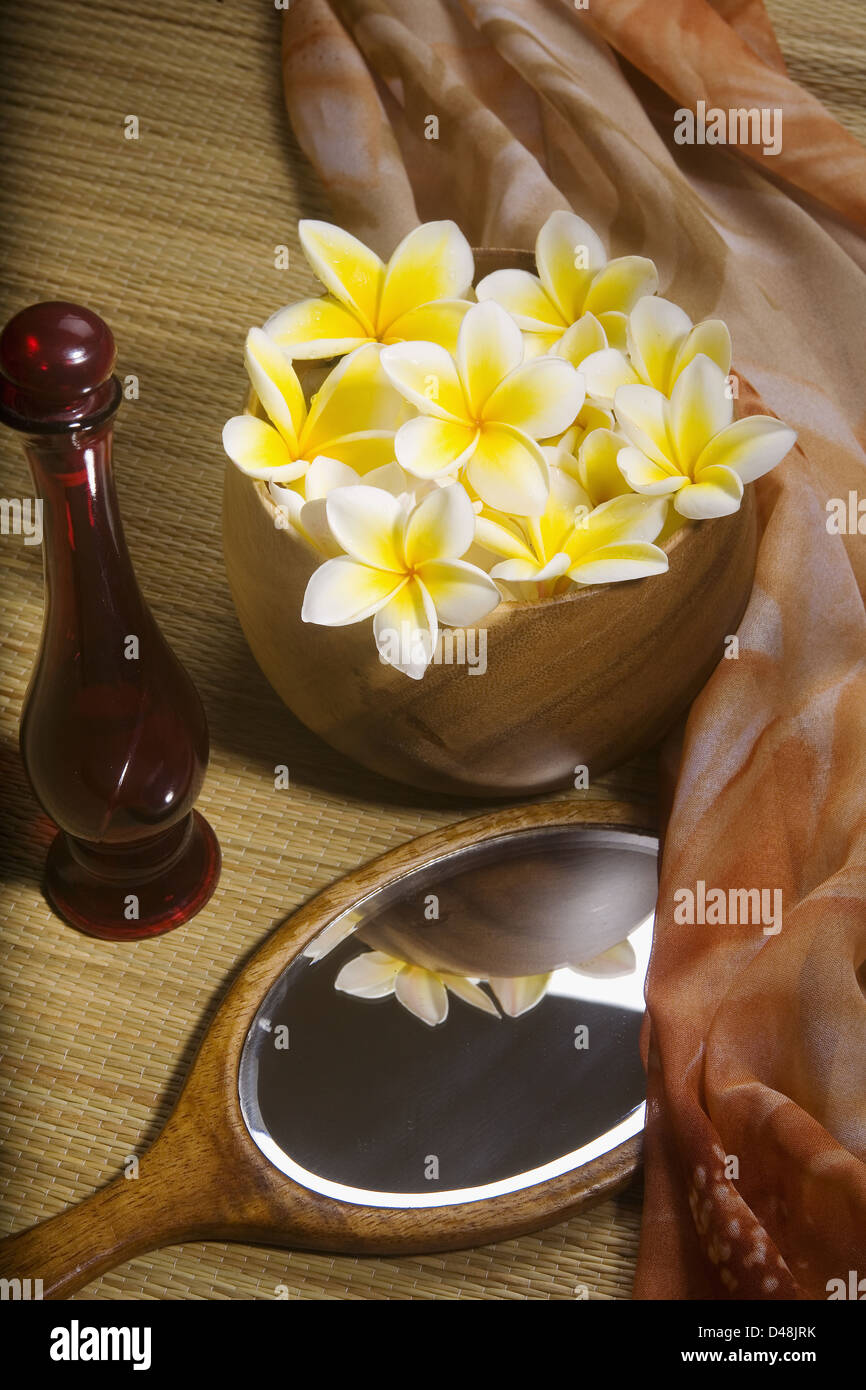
[44, 811, 221, 941]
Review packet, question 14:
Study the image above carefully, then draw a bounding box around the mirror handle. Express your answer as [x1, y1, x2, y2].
[0, 1130, 223, 1300]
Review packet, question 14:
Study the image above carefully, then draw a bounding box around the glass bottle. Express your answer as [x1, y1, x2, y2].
[0, 301, 220, 939]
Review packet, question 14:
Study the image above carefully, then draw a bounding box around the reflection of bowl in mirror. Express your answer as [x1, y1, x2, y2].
[239, 820, 658, 1206]
[353, 826, 658, 978]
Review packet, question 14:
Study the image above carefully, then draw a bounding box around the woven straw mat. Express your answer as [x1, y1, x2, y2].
[0, 0, 862, 1301]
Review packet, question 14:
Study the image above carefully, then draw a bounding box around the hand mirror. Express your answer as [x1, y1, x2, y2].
[0, 799, 657, 1298]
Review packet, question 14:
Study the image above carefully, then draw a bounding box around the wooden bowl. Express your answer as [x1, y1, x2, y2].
[222, 251, 758, 798]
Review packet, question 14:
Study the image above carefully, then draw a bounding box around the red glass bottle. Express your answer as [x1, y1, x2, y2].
[0, 301, 220, 940]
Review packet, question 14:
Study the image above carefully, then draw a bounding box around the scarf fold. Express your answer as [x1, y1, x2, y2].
[281, 0, 866, 1299]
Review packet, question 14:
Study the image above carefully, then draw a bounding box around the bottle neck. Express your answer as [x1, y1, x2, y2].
[23, 416, 148, 635]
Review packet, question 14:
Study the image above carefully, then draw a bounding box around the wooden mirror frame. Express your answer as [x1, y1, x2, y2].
[0, 798, 655, 1299]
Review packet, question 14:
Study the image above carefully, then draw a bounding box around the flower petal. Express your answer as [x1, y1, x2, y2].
[474, 267, 562, 332]
[394, 415, 478, 478]
[616, 445, 684, 494]
[457, 301, 525, 415]
[417, 558, 501, 625]
[244, 328, 306, 447]
[537, 464, 593, 552]
[325, 485, 407, 571]
[364, 461, 413, 495]
[568, 492, 670, 551]
[519, 329, 562, 358]
[394, 966, 449, 1025]
[669, 353, 733, 468]
[441, 976, 500, 1017]
[301, 342, 406, 450]
[597, 310, 628, 351]
[673, 464, 744, 519]
[626, 295, 692, 392]
[335, 950, 401, 998]
[373, 576, 438, 679]
[580, 347, 639, 407]
[304, 454, 360, 500]
[536, 209, 606, 323]
[491, 553, 571, 583]
[378, 220, 474, 330]
[568, 541, 669, 585]
[482, 356, 585, 439]
[574, 940, 637, 976]
[614, 383, 675, 468]
[264, 295, 369, 360]
[577, 427, 634, 502]
[473, 514, 534, 562]
[553, 311, 608, 367]
[384, 300, 471, 353]
[380, 340, 469, 421]
[583, 255, 659, 317]
[298, 219, 384, 333]
[271, 480, 333, 552]
[319, 431, 403, 476]
[302, 557, 405, 626]
[694, 415, 797, 484]
[297, 497, 342, 555]
[404, 483, 476, 566]
[268, 478, 304, 516]
[467, 423, 550, 516]
[486, 973, 552, 1017]
[222, 414, 301, 480]
[671, 318, 732, 385]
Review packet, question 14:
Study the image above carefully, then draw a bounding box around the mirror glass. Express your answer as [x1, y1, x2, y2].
[239, 823, 657, 1208]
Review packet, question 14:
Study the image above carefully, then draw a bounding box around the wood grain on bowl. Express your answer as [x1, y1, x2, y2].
[224, 463, 757, 797]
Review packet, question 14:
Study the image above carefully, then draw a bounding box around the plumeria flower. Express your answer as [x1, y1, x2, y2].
[333, 940, 638, 1027]
[614, 354, 797, 519]
[222, 330, 403, 484]
[555, 428, 688, 546]
[381, 301, 584, 517]
[475, 467, 669, 597]
[475, 209, 658, 359]
[334, 950, 501, 1027]
[581, 295, 733, 407]
[301, 482, 501, 679]
[269, 456, 418, 555]
[265, 220, 475, 358]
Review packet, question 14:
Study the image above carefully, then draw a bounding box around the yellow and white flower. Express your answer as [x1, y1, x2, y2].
[381, 301, 585, 517]
[269, 456, 417, 555]
[265, 220, 475, 358]
[334, 942, 638, 1027]
[475, 209, 658, 358]
[614, 354, 797, 519]
[301, 482, 501, 679]
[222, 330, 403, 485]
[581, 294, 732, 407]
[475, 466, 669, 598]
[335, 950, 502, 1027]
